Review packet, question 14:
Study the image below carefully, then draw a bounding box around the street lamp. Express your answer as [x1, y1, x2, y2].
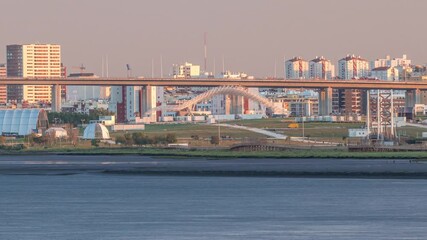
[302, 115, 305, 139]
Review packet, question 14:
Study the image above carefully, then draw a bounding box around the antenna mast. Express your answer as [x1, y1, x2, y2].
[204, 32, 207, 73]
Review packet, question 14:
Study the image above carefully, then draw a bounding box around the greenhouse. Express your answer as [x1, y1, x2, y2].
[0, 109, 49, 136]
[45, 127, 68, 138]
[83, 123, 110, 140]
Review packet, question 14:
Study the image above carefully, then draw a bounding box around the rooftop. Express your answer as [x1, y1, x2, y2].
[340, 54, 367, 62]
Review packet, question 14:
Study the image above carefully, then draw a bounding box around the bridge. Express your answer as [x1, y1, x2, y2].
[143, 86, 285, 117]
[1, 77, 426, 113]
[2, 77, 427, 89]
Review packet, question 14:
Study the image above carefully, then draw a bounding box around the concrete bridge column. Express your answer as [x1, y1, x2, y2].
[51, 84, 61, 112]
[405, 89, 421, 108]
[139, 85, 157, 120]
[318, 87, 333, 116]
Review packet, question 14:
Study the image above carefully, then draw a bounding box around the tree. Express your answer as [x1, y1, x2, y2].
[132, 132, 151, 145]
[115, 135, 127, 145]
[153, 135, 166, 144]
[210, 136, 220, 145]
[25, 134, 49, 146]
[124, 133, 134, 146]
[47, 109, 115, 128]
[342, 136, 348, 146]
[91, 139, 99, 147]
[165, 133, 177, 144]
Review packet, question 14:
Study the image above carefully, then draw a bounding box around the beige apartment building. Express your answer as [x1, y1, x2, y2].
[7, 44, 61, 103]
[0, 64, 6, 103]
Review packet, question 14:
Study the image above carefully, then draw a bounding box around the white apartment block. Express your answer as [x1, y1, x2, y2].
[172, 62, 200, 78]
[338, 55, 369, 79]
[370, 54, 411, 69]
[309, 56, 335, 80]
[285, 57, 309, 79]
[370, 67, 399, 81]
[6, 44, 61, 103]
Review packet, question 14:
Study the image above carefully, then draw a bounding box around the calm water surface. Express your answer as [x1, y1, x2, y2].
[1, 164, 427, 239]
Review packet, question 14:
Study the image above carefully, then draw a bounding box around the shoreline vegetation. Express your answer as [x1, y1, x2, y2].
[1, 147, 427, 160]
[2, 119, 427, 160]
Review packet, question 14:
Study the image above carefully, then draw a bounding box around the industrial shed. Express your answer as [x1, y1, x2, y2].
[0, 109, 49, 136]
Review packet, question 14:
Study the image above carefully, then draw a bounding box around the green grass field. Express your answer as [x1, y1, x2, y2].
[107, 119, 426, 143]
[110, 123, 267, 139]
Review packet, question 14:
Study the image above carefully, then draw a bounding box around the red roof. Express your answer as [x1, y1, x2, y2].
[288, 57, 306, 62]
[372, 66, 391, 71]
[310, 56, 330, 63]
[340, 55, 367, 62]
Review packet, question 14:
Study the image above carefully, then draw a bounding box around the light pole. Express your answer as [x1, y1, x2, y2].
[302, 115, 305, 139]
[217, 118, 221, 145]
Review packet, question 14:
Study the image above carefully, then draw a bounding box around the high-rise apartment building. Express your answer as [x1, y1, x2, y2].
[6, 44, 61, 103]
[338, 55, 369, 80]
[0, 64, 6, 103]
[285, 57, 309, 79]
[309, 56, 335, 80]
[335, 55, 370, 115]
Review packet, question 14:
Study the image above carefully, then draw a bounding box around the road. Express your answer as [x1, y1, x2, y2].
[216, 123, 339, 145]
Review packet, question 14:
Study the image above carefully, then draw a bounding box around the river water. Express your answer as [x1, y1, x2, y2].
[1, 156, 427, 239]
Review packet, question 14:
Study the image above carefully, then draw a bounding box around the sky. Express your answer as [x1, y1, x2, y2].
[1, 0, 426, 78]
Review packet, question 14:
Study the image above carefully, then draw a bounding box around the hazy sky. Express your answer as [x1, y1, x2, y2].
[1, 0, 426, 77]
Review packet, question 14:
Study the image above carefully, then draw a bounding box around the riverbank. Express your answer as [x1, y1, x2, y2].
[1, 155, 427, 178]
[2, 147, 427, 159]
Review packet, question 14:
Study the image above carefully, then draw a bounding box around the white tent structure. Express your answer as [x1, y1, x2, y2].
[45, 127, 68, 138]
[0, 109, 49, 136]
[83, 123, 110, 140]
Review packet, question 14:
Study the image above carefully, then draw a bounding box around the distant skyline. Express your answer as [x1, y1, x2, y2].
[1, 0, 426, 77]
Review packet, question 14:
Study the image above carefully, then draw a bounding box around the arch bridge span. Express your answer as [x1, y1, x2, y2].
[144, 86, 285, 116]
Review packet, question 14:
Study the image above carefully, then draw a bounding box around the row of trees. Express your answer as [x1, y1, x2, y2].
[48, 109, 115, 127]
[115, 132, 177, 146]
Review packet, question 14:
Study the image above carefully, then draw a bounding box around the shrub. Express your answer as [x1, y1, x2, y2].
[210, 136, 220, 145]
[91, 139, 99, 147]
[115, 135, 127, 145]
[165, 133, 177, 143]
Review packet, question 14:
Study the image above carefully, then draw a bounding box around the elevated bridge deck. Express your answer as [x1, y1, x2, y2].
[1, 77, 427, 90]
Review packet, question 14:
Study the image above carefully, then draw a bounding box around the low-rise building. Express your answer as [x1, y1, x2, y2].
[172, 62, 200, 78]
[370, 67, 399, 81]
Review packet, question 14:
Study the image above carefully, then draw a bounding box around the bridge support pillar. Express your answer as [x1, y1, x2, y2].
[405, 89, 421, 109]
[51, 84, 61, 112]
[139, 85, 156, 120]
[318, 87, 333, 116]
